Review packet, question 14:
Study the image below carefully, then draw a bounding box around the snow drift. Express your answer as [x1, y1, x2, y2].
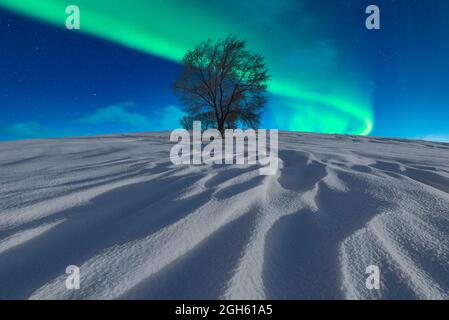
[0, 132, 448, 299]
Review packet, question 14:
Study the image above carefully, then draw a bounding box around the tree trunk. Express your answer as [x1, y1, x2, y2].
[218, 123, 224, 138]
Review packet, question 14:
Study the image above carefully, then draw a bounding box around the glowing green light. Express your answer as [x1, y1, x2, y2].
[0, 0, 374, 135]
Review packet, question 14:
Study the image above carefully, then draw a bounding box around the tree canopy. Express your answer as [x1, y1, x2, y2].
[173, 35, 270, 135]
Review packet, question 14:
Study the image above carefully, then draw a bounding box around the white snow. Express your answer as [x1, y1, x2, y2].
[0, 132, 448, 299]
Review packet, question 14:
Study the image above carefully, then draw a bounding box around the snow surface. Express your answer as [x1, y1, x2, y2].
[0, 132, 448, 300]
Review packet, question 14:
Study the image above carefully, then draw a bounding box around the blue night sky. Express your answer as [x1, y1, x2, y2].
[0, 0, 448, 141]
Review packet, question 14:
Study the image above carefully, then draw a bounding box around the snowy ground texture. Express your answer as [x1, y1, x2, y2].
[0, 132, 448, 300]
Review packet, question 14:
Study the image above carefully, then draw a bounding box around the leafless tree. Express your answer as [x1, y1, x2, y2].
[173, 35, 270, 135]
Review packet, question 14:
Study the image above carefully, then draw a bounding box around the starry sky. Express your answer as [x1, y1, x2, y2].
[0, 0, 448, 141]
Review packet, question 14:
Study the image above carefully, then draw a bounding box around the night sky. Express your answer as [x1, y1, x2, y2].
[0, 0, 448, 141]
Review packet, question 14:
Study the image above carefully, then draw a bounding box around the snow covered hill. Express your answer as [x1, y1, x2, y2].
[0, 132, 448, 299]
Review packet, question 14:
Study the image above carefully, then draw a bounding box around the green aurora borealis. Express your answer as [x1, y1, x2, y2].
[0, 0, 374, 135]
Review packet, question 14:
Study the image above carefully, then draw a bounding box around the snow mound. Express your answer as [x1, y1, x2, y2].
[0, 132, 448, 299]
